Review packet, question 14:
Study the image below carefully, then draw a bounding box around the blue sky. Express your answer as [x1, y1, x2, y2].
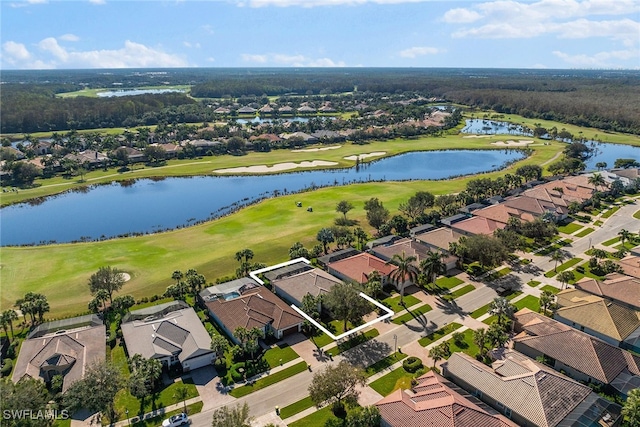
[1, 0, 638, 70]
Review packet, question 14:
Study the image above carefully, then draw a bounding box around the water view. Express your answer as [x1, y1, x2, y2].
[1, 150, 524, 246]
[96, 88, 187, 97]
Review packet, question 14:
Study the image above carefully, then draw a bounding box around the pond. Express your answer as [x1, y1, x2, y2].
[461, 119, 640, 169]
[1, 149, 524, 246]
[96, 88, 187, 98]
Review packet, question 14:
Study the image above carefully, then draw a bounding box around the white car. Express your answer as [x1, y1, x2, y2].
[162, 413, 189, 427]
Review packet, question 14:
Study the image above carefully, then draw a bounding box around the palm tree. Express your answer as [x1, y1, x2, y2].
[172, 270, 184, 284]
[618, 229, 632, 248]
[539, 290, 556, 316]
[419, 251, 446, 291]
[550, 249, 568, 272]
[557, 270, 575, 290]
[622, 388, 640, 427]
[173, 385, 190, 414]
[387, 252, 418, 305]
[588, 173, 607, 192]
[473, 328, 489, 357]
[428, 342, 450, 368]
[489, 297, 515, 328]
[0, 310, 18, 341]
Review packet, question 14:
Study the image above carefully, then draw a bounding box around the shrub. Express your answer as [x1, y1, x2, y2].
[403, 356, 423, 373]
[1, 359, 13, 376]
[452, 332, 465, 345]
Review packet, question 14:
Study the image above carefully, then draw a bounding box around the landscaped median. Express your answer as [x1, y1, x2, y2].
[441, 284, 475, 302]
[392, 304, 432, 324]
[544, 257, 582, 277]
[228, 361, 308, 398]
[418, 323, 463, 347]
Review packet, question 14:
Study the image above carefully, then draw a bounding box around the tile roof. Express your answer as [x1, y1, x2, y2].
[451, 216, 506, 236]
[414, 228, 463, 252]
[575, 273, 640, 309]
[554, 289, 640, 341]
[472, 203, 535, 224]
[619, 256, 640, 279]
[327, 252, 398, 284]
[376, 371, 516, 427]
[513, 309, 640, 384]
[121, 307, 213, 364]
[273, 268, 342, 305]
[370, 237, 457, 268]
[204, 286, 304, 337]
[444, 351, 594, 427]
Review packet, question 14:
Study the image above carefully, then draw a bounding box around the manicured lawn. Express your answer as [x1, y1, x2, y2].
[602, 236, 620, 246]
[309, 332, 334, 349]
[541, 285, 560, 294]
[263, 344, 299, 368]
[557, 222, 583, 234]
[470, 303, 491, 319]
[288, 405, 336, 427]
[442, 284, 475, 302]
[601, 206, 620, 219]
[280, 396, 315, 419]
[114, 378, 198, 419]
[52, 419, 71, 427]
[324, 329, 380, 356]
[229, 361, 307, 398]
[634, 210, 640, 220]
[594, 220, 603, 226]
[575, 227, 594, 237]
[369, 366, 415, 396]
[392, 304, 433, 325]
[544, 258, 582, 277]
[418, 323, 463, 347]
[513, 295, 540, 312]
[446, 329, 480, 358]
[382, 294, 421, 313]
[435, 276, 464, 290]
[483, 315, 498, 325]
[111, 343, 131, 378]
[365, 352, 407, 377]
[527, 280, 541, 287]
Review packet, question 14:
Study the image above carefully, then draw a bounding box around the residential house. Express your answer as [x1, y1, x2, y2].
[575, 274, 640, 310]
[472, 203, 535, 225]
[271, 265, 342, 309]
[326, 252, 397, 286]
[366, 234, 403, 250]
[237, 106, 257, 114]
[554, 288, 640, 352]
[121, 301, 214, 372]
[249, 134, 282, 145]
[619, 256, 640, 279]
[370, 237, 456, 275]
[459, 202, 487, 214]
[259, 104, 275, 115]
[213, 107, 231, 114]
[503, 196, 568, 222]
[375, 370, 516, 427]
[413, 228, 462, 271]
[278, 105, 294, 114]
[280, 132, 318, 144]
[112, 146, 145, 163]
[513, 308, 640, 397]
[64, 150, 109, 167]
[12, 315, 106, 392]
[1, 146, 26, 160]
[522, 177, 595, 207]
[297, 105, 316, 114]
[442, 350, 622, 427]
[316, 248, 361, 269]
[409, 223, 436, 237]
[450, 216, 506, 237]
[200, 279, 304, 343]
[310, 130, 345, 143]
[440, 213, 469, 227]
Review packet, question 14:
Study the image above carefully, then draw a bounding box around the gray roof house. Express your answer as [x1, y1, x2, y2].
[12, 314, 105, 392]
[443, 351, 621, 427]
[121, 301, 214, 372]
[272, 267, 343, 308]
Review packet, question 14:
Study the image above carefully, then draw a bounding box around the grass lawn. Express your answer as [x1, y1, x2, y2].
[418, 323, 463, 347]
[309, 332, 334, 349]
[558, 222, 583, 234]
[434, 276, 464, 290]
[229, 361, 307, 398]
[541, 285, 560, 294]
[324, 329, 380, 356]
[382, 294, 421, 313]
[130, 402, 203, 427]
[575, 227, 595, 237]
[601, 206, 621, 219]
[369, 366, 415, 397]
[280, 396, 315, 419]
[365, 352, 408, 377]
[442, 284, 474, 302]
[392, 304, 433, 325]
[446, 329, 480, 358]
[1, 133, 570, 317]
[53, 420, 71, 427]
[634, 210, 640, 220]
[470, 303, 491, 319]
[544, 258, 582, 277]
[263, 344, 300, 368]
[537, 239, 572, 256]
[288, 405, 336, 427]
[513, 295, 540, 312]
[111, 343, 131, 377]
[114, 378, 198, 419]
[527, 280, 541, 287]
[602, 236, 620, 246]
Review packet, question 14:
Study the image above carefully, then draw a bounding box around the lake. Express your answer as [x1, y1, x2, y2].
[1, 150, 524, 246]
[96, 88, 187, 97]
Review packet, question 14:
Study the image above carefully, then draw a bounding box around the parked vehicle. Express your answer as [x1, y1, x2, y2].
[162, 413, 189, 427]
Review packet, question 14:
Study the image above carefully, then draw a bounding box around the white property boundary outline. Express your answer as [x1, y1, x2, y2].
[250, 257, 394, 342]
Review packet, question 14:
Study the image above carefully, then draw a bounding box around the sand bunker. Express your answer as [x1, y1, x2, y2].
[463, 135, 492, 138]
[214, 160, 339, 174]
[292, 146, 342, 152]
[344, 152, 386, 161]
[120, 273, 131, 282]
[491, 140, 534, 146]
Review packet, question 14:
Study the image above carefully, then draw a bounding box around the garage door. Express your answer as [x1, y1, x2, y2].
[182, 354, 214, 371]
[281, 325, 299, 337]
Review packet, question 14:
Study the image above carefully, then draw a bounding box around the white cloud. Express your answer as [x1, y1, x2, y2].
[4, 38, 189, 69]
[59, 34, 80, 42]
[183, 41, 201, 48]
[442, 8, 482, 23]
[553, 48, 640, 68]
[399, 46, 440, 58]
[245, 0, 429, 7]
[241, 52, 345, 66]
[89, 0, 106, 4]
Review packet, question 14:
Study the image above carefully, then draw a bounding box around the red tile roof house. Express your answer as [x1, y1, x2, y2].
[200, 278, 304, 343]
[471, 203, 536, 225]
[502, 195, 569, 222]
[326, 252, 398, 286]
[619, 255, 640, 279]
[450, 216, 506, 236]
[575, 273, 640, 310]
[442, 350, 622, 427]
[376, 370, 517, 427]
[513, 308, 640, 398]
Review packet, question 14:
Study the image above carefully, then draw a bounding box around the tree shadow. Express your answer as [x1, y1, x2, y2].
[341, 339, 391, 368]
[435, 298, 466, 318]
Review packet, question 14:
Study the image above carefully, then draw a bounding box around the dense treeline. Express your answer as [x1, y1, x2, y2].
[1, 85, 195, 133]
[2, 68, 639, 135]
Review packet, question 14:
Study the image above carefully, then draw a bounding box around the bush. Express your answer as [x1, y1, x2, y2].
[452, 332, 465, 345]
[230, 363, 245, 383]
[403, 356, 423, 373]
[6, 342, 17, 360]
[1, 359, 13, 376]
